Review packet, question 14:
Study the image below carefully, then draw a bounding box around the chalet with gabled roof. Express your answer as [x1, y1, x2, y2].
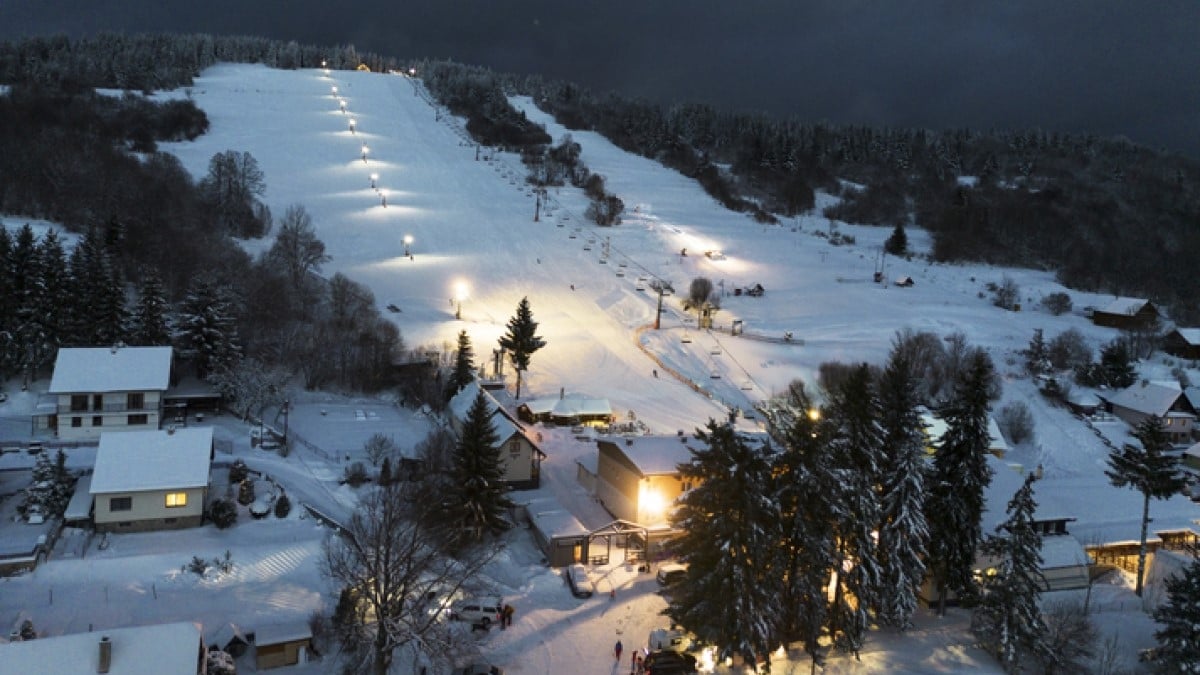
[1105, 381, 1195, 444]
[1163, 328, 1200, 360]
[47, 345, 173, 441]
[90, 427, 213, 532]
[1091, 297, 1159, 330]
[0, 621, 205, 674]
[448, 381, 544, 489]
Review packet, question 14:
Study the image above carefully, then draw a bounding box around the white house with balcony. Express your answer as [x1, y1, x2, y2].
[46, 346, 173, 441]
[90, 427, 212, 532]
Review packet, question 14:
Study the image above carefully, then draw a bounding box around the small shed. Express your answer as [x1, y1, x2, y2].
[254, 621, 313, 670]
[1163, 328, 1200, 360]
[518, 495, 590, 568]
[1091, 297, 1159, 330]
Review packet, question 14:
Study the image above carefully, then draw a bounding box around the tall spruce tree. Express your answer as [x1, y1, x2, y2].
[973, 474, 1053, 673]
[176, 276, 242, 379]
[1099, 339, 1137, 389]
[824, 364, 884, 655]
[129, 270, 172, 346]
[68, 227, 127, 346]
[1105, 416, 1186, 596]
[0, 227, 12, 378]
[876, 349, 929, 629]
[773, 380, 836, 673]
[926, 347, 996, 614]
[497, 296, 546, 399]
[444, 390, 513, 548]
[667, 419, 782, 668]
[445, 330, 475, 402]
[1152, 557, 1200, 671]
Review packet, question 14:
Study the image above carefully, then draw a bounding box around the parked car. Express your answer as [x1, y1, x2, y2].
[457, 663, 503, 675]
[448, 598, 503, 629]
[656, 563, 688, 586]
[566, 563, 595, 598]
[643, 649, 698, 674]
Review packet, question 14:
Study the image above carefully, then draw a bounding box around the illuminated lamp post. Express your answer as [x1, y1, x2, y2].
[349, 118, 356, 134]
[404, 235, 413, 256]
[454, 280, 469, 320]
[361, 144, 370, 163]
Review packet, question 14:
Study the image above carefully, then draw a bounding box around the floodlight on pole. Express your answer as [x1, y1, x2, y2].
[370, 173, 378, 189]
[361, 144, 369, 163]
[404, 235, 413, 256]
[454, 280, 469, 320]
[349, 118, 356, 134]
[331, 85, 338, 95]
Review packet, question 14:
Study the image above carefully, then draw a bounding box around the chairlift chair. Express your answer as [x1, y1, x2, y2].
[681, 331, 693, 344]
[741, 380, 754, 391]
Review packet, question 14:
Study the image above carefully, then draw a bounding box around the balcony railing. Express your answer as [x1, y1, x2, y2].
[58, 402, 158, 415]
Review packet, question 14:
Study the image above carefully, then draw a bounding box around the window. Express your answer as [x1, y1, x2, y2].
[126, 392, 144, 410]
[509, 440, 521, 457]
[110, 496, 132, 512]
[92, 394, 103, 411]
[70, 395, 87, 412]
[127, 414, 148, 425]
[71, 417, 82, 428]
[165, 492, 187, 508]
[92, 416, 103, 427]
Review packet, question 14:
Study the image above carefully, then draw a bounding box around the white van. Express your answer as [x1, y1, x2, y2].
[566, 564, 595, 598]
[448, 598, 503, 628]
[648, 627, 690, 653]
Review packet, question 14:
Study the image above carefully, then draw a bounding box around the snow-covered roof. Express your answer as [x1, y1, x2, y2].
[601, 435, 700, 476]
[254, 621, 312, 646]
[90, 428, 212, 495]
[1185, 442, 1200, 460]
[1171, 328, 1200, 346]
[521, 395, 613, 419]
[1107, 381, 1187, 417]
[920, 411, 1010, 453]
[1096, 297, 1151, 316]
[48, 346, 173, 393]
[448, 381, 534, 448]
[1039, 534, 1091, 570]
[64, 474, 93, 521]
[0, 621, 202, 674]
[523, 495, 589, 538]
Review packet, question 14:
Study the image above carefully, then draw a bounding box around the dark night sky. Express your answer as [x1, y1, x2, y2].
[1, 0, 1196, 157]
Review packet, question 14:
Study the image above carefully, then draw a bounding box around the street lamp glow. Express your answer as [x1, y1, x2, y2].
[361, 144, 370, 162]
[370, 172, 379, 189]
[403, 235, 413, 256]
[349, 118, 356, 133]
[331, 85, 338, 95]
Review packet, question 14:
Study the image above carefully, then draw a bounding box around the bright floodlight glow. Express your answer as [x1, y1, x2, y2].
[362, 144, 369, 154]
[404, 235, 413, 245]
[331, 85, 338, 94]
[808, 408, 821, 421]
[454, 280, 469, 302]
[641, 486, 666, 520]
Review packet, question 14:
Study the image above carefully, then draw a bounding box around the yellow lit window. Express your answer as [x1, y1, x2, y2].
[165, 492, 187, 508]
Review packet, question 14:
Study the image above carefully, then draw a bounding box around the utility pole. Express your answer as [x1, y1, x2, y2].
[655, 285, 666, 330]
[282, 399, 290, 445]
[534, 190, 541, 222]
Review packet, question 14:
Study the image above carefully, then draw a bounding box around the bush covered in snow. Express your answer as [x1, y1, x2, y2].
[210, 498, 238, 529]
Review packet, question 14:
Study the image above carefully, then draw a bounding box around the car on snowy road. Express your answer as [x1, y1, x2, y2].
[566, 563, 594, 598]
[656, 563, 687, 586]
[643, 649, 698, 674]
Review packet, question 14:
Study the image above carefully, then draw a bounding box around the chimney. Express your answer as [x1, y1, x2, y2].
[97, 636, 112, 673]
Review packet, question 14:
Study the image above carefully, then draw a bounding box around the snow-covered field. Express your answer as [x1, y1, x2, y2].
[1, 63, 1196, 673]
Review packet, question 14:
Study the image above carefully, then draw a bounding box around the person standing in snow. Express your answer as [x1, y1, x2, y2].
[614, 640, 623, 662]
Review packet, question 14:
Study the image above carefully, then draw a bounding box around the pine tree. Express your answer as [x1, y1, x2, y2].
[67, 227, 127, 346]
[667, 419, 782, 668]
[24, 449, 74, 518]
[129, 270, 172, 345]
[1099, 339, 1136, 389]
[927, 348, 996, 613]
[1152, 557, 1200, 671]
[884, 223, 908, 255]
[34, 230, 71, 361]
[1105, 416, 1186, 596]
[773, 381, 836, 672]
[497, 296, 546, 399]
[1022, 328, 1049, 377]
[445, 330, 475, 401]
[9, 224, 44, 384]
[824, 364, 884, 655]
[444, 390, 513, 548]
[176, 276, 242, 379]
[0, 227, 13, 378]
[973, 474, 1053, 673]
[876, 350, 929, 629]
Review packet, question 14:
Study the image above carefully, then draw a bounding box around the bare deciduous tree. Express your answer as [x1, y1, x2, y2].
[323, 483, 497, 675]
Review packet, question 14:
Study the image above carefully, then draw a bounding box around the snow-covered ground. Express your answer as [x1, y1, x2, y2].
[0, 63, 1196, 673]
